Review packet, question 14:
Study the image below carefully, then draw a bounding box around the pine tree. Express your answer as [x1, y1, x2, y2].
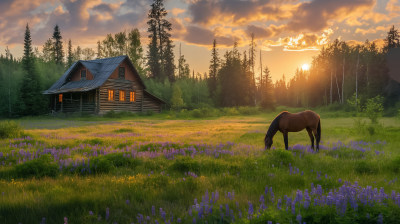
[20, 24, 45, 115]
[384, 25, 400, 52]
[208, 39, 219, 99]
[96, 41, 103, 59]
[52, 24, 64, 64]
[67, 39, 73, 68]
[127, 28, 145, 75]
[42, 38, 53, 62]
[147, 0, 175, 81]
[260, 66, 275, 109]
[164, 39, 175, 82]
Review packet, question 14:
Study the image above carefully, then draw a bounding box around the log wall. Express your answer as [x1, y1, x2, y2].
[99, 79, 144, 113]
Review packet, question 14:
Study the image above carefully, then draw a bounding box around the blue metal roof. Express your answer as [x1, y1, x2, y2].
[43, 55, 145, 94]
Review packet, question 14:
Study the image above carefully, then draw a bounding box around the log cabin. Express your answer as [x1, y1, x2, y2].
[43, 55, 165, 114]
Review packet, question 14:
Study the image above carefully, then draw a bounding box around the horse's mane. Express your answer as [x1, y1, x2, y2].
[266, 111, 288, 137]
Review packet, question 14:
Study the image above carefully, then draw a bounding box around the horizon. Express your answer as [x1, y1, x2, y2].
[0, 0, 399, 82]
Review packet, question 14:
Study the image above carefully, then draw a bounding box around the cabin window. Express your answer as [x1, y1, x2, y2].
[59, 94, 63, 103]
[119, 90, 125, 101]
[81, 69, 87, 80]
[130, 91, 135, 102]
[108, 90, 114, 101]
[119, 67, 125, 79]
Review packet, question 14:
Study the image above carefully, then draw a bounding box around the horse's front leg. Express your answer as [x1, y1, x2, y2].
[283, 131, 288, 150]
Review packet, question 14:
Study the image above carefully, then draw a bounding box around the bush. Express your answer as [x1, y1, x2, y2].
[364, 95, 384, 123]
[237, 106, 260, 115]
[170, 157, 201, 173]
[90, 157, 113, 174]
[15, 154, 59, 178]
[387, 155, 400, 172]
[221, 107, 239, 116]
[0, 120, 24, 139]
[191, 107, 218, 118]
[355, 160, 377, 174]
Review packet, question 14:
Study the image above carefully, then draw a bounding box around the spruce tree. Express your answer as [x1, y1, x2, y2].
[52, 24, 64, 64]
[127, 28, 145, 74]
[20, 24, 44, 115]
[384, 25, 400, 52]
[147, 0, 174, 81]
[260, 66, 275, 109]
[208, 39, 219, 99]
[67, 39, 73, 68]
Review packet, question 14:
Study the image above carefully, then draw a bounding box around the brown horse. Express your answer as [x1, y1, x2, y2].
[264, 110, 321, 151]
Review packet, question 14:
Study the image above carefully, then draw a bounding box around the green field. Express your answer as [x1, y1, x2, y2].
[1, 111, 400, 223]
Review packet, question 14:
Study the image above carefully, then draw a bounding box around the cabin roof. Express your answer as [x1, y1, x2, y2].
[43, 55, 145, 94]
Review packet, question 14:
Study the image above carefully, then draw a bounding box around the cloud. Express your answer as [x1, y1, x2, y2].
[0, 0, 149, 46]
[287, 0, 374, 32]
[188, 0, 297, 26]
[262, 29, 333, 51]
[355, 26, 389, 35]
[246, 24, 284, 39]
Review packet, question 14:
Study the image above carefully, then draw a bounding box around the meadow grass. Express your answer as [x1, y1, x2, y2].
[0, 111, 399, 223]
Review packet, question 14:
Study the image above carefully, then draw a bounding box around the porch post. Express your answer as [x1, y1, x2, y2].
[61, 94, 63, 113]
[80, 93, 83, 114]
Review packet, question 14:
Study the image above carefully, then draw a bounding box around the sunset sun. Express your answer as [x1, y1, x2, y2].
[301, 63, 310, 71]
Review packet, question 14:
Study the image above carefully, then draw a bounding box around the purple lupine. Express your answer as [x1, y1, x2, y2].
[63, 217, 68, 224]
[248, 202, 254, 219]
[106, 208, 110, 220]
[296, 213, 302, 224]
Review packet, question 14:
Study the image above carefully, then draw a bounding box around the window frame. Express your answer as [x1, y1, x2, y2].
[108, 89, 114, 101]
[81, 69, 87, 80]
[119, 90, 126, 101]
[118, 67, 125, 79]
[129, 91, 135, 102]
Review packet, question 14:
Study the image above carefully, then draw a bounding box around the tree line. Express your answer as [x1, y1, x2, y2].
[274, 26, 400, 112]
[0, 0, 399, 117]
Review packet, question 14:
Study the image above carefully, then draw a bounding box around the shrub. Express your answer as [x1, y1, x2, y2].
[387, 155, 400, 172]
[221, 107, 239, 116]
[15, 154, 58, 178]
[90, 157, 113, 174]
[364, 95, 384, 123]
[170, 157, 201, 173]
[103, 153, 134, 167]
[355, 160, 377, 174]
[237, 106, 260, 115]
[0, 121, 24, 139]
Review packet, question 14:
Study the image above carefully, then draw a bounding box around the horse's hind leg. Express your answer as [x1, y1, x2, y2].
[306, 128, 314, 150]
[313, 129, 319, 152]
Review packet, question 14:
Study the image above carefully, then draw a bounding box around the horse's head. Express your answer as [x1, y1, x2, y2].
[264, 134, 273, 150]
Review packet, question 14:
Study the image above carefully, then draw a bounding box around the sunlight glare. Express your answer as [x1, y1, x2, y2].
[301, 63, 310, 71]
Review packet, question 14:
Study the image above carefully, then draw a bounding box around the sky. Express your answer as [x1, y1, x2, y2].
[0, 0, 399, 81]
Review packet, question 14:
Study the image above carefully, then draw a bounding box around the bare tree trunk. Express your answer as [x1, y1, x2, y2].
[355, 52, 359, 110]
[335, 68, 341, 103]
[342, 56, 345, 104]
[259, 50, 262, 103]
[330, 70, 333, 104]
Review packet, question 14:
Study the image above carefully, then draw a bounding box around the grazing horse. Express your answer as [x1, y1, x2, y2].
[264, 110, 321, 151]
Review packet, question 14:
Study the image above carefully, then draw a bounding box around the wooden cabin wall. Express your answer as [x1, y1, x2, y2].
[99, 79, 144, 113]
[142, 94, 162, 113]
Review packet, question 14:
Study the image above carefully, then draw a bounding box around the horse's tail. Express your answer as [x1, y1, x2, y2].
[317, 119, 321, 143]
